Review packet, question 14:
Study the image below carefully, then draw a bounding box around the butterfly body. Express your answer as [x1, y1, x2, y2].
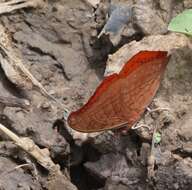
[67, 51, 170, 133]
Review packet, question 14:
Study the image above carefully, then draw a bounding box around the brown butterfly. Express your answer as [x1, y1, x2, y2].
[67, 51, 170, 133]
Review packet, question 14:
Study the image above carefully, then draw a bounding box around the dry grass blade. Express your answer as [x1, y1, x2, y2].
[0, 0, 45, 14]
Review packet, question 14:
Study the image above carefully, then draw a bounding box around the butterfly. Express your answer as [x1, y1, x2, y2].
[67, 51, 170, 133]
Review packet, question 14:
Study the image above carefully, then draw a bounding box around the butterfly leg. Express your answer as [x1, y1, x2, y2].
[131, 106, 171, 131]
[146, 107, 170, 114]
[131, 123, 150, 130]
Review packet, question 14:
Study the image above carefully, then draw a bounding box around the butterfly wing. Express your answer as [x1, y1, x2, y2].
[120, 51, 170, 126]
[67, 51, 170, 132]
[67, 75, 128, 132]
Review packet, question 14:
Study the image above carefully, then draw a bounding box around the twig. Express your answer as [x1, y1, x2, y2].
[147, 123, 158, 178]
[131, 123, 151, 130]
[0, 123, 59, 173]
[147, 107, 171, 114]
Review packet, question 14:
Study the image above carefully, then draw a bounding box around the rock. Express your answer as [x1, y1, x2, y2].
[152, 98, 175, 127]
[162, 115, 192, 153]
[3, 107, 70, 158]
[178, 117, 192, 142]
[98, 4, 132, 45]
[182, 142, 192, 155]
[47, 172, 78, 190]
[133, 0, 168, 35]
[14, 32, 88, 80]
[86, 0, 101, 7]
[10, 0, 101, 113]
[89, 131, 119, 153]
[0, 141, 21, 160]
[105, 33, 190, 76]
[89, 131, 138, 155]
[84, 148, 145, 187]
[104, 179, 129, 190]
[154, 149, 174, 166]
[0, 157, 41, 190]
[155, 158, 192, 190]
[184, 0, 192, 8]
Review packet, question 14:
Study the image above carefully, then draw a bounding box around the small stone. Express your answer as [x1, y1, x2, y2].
[173, 183, 179, 189]
[41, 101, 51, 110]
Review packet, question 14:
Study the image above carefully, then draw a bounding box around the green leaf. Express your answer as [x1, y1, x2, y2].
[168, 9, 192, 36]
[154, 132, 161, 144]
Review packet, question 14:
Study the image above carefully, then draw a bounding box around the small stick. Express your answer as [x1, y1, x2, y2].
[9, 163, 31, 171]
[147, 123, 158, 178]
[131, 123, 151, 130]
[147, 107, 170, 114]
[0, 123, 59, 173]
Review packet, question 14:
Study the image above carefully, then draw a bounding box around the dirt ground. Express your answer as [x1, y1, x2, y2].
[0, 0, 191, 190]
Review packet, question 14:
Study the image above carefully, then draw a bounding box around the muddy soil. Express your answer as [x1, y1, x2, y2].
[0, 0, 191, 190]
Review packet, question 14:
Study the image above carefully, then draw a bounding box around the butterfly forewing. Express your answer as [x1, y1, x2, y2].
[120, 57, 169, 126]
[67, 51, 170, 132]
